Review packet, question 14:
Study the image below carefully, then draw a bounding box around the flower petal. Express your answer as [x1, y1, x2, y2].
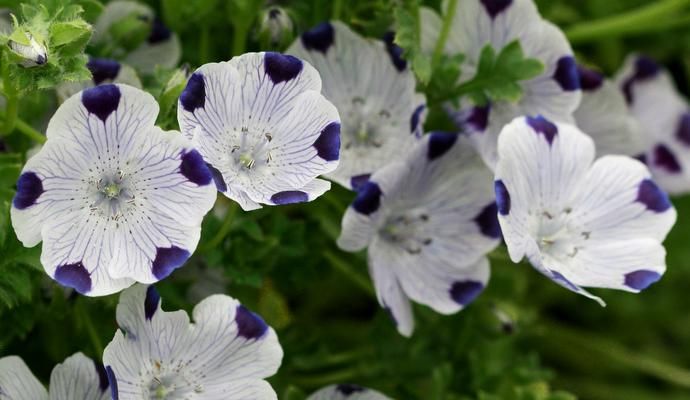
[0, 356, 48, 400]
[49, 353, 110, 400]
[288, 21, 425, 189]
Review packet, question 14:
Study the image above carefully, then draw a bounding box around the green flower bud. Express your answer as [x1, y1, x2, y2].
[8, 30, 47, 68]
[258, 7, 293, 47]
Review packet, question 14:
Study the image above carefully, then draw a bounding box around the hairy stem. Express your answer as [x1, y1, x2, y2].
[432, 0, 458, 68]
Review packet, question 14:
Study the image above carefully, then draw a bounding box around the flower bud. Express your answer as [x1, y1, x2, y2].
[8, 30, 47, 68]
[258, 6, 293, 47]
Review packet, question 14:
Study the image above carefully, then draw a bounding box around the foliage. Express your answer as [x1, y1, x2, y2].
[1, 0, 690, 399]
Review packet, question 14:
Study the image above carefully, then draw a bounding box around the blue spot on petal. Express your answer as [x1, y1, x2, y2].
[264, 52, 303, 84]
[236, 304, 268, 340]
[271, 190, 309, 205]
[577, 64, 604, 91]
[55, 262, 92, 294]
[675, 113, 690, 146]
[352, 181, 381, 215]
[301, 22, 334, 53]
[480, 0, 513, 18]
[180, 73, 205, 112]
[82, 84, 121, 122]
[151, 246, 190, 280]
[636, 179, 672, 212]
[383, 31, 407, 71]
[207, 163, 227, 192]
[427, 131, 458, 160]
[465, 105, 490, 132]
[93, 361, 109, 392]
[624, 269, 661, 290]
[148, 18, 172, 44]
[350, 174, 371, 191]
[450, 281, 484, 305]
[13, 172, 43, 209]
[526, 115, 558, 145]
[144, 285, 160, 321]
[87, 57, 121, 85]
[474, 202, 501, 239]
[180, 150, 212, 185]
[106, 366, 119, 400]
[495, 180, 510, 215]
[410, 104, 425, 135]
[553, 56, 580, 91]
[622, 55, 661, 103]
[336, 384, 365, 395]
[653, 144, 682, 173]
[314, 122, 340, 161]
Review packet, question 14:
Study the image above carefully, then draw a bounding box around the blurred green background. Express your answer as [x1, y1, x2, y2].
[1, 0, 690, 399]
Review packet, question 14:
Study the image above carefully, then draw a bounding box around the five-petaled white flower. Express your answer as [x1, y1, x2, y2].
[0, 353, 111, 400]
[288, 21, 426, 190]
[177, 51, 341, 210]
[615, 55, 690, 194]
[494, 115, 677, 305]
[102, 285, 283, 399]
[92, 0, 181, 74]
[57, 57, 142, 103]
[11, 84, 216, 296]
[421, 0, 581, 169]
[337, 132, 500, 336]
[308, 384, 390, 400]
[573, 64, 645, 157]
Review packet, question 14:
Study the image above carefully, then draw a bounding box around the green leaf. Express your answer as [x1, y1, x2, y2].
[393, 0, 431, 84]
[4, 0, 93, 93]
[49, 20, 91, 47]
[455, 40, 544, 105]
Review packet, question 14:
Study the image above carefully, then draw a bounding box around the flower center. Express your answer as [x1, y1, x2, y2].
[534, 208, 590, 259]
[342, 97, 390, 150]
[146, 362, 203, 399]
[230, 128, 273, 171]
[88, 170, 135, 220]
[381, 211, 432, 254]
[102, 182, 121, 199]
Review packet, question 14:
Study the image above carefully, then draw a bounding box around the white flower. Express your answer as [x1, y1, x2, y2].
[337, 132, 500, 336]
[177, 52, 341, 210]
[10, 84, 216, 296]
[308, 384, 390, 400]
[56, 57, 142, 103]
[287, 21, 426, 190]
[573, 64, 645, 157]
[421, 0, 581, 169]
[494, 115, 676, 305]
[615, 55, 690, 195]
[92, 1, 181, 74]
[0, 353, 111, 400]
[102, 285, 283, 399]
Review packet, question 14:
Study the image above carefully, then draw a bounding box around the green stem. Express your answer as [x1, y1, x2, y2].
[431, 0, 457, 69]
[1, 54, 18, 136]
[0, 112, 46, 143]
[332, 0, 343, 20]
[200, 203, 237, 252]
[565, 0, 690, 43]
[77, 300, 104, 355]
[543, 322, 690, 388]
[323, 251, 375, 297]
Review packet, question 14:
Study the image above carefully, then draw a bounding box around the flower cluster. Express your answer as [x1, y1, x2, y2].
[1, 0, 685, 398]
